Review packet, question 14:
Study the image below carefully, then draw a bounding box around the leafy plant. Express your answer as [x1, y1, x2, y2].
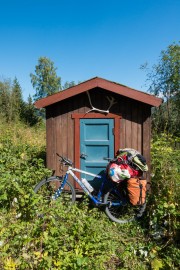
[0, 121, 179, 269]
[142, 41, 180, 136]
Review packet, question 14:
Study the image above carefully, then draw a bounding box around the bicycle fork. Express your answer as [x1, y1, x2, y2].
[52, 170, 109, 206]
[52, 174, 69, 200]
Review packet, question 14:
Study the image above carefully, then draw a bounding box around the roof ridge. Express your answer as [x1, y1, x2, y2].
[34, 76, 162, 108]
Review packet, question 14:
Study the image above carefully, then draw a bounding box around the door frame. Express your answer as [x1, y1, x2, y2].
[71, 113, 121, 186]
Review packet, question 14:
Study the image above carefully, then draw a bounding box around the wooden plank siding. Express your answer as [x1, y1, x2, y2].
[45, 88, 152, 187]
[46, 109, 56, 172]
[142, 104, 151, 182]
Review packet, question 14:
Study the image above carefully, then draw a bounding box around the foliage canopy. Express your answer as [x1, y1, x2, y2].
[0, 78, 41, 126]
[30, 57, 61, 101]
[142, 41, 180, 136]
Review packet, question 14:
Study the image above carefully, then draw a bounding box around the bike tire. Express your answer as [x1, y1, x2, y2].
[34, 176, 76, 208]
[104, 187, 146, 224]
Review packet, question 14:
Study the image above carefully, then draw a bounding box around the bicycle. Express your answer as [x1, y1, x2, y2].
[34, 154, 146, 224]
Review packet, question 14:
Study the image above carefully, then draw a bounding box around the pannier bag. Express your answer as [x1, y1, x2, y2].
[116, 148, 148, 172]
[127, 178, 147, 205]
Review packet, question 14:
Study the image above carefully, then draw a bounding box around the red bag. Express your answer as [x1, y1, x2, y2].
[118, 163, 142, 178]
[127, 178, 147, 205]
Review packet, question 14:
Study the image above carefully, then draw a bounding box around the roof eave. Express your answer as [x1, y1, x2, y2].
[34, 77, 162, 108]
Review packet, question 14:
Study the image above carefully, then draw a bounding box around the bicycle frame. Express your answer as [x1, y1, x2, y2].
[57, 165, 109, 206]
[34, 153, 147, 224]
[34, 156, 146, 224]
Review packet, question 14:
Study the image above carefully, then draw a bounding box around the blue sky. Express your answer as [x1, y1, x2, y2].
[0, 0, 179, 101]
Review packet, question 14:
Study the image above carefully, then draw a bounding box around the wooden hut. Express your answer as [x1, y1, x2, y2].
[35, 77, 162, 189]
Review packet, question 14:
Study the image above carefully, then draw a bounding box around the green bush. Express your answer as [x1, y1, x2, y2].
[144, 134, 180, 269]
[0, 122, 179, 269]
[148, 134, 180, 239]
[0, 128, 50, 210]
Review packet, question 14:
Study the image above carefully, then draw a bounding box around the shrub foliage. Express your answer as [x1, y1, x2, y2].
[0, 121, 179, 269]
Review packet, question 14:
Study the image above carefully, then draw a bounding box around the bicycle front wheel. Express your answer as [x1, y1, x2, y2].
[34, 176, 76, 209]
[104, 188, 146, 224]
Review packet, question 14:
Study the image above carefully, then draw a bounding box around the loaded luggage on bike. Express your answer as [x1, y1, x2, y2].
[106, 148, 148, 206]
[34, 152, 148, 224]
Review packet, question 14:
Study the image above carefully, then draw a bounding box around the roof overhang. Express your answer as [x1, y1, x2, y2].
[34, 77, 162, 108]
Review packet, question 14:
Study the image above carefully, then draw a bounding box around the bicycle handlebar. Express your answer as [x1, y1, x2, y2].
[56, 153, 73, 166]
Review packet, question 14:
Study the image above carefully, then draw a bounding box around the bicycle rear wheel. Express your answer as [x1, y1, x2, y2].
[104, 187, 146, 224]
[34, 176, 76, 210]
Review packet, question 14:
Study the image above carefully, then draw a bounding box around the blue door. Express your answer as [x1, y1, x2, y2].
[80, 119, 114, 188]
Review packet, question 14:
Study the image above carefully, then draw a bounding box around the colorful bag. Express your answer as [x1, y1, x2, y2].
[107, 163, 131, 183]
[116, 148, 148, 172]
[127, 178, 147, 205]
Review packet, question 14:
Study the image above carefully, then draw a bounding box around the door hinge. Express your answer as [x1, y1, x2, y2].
[112, 128, 114, 135]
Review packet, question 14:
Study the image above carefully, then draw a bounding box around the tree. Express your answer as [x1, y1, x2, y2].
[11, 77, 23, 121]
[30, 57, 61, 101]
[142, 41, 180, 136]
[0, 78, 24, 122]
[20, 95, 41, 126]
[0, 79, 11, 122]
[62, 81, 76, 90]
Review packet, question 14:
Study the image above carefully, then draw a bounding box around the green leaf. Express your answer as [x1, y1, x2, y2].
[151, 258, 163, 270]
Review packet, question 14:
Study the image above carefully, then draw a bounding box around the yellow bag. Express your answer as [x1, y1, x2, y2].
[127, 178, 147, 205]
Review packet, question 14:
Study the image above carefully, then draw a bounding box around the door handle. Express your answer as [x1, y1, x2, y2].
[80, 153, 88, 159]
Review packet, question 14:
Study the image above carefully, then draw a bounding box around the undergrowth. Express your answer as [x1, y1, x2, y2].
[0, 121, 179, 269]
